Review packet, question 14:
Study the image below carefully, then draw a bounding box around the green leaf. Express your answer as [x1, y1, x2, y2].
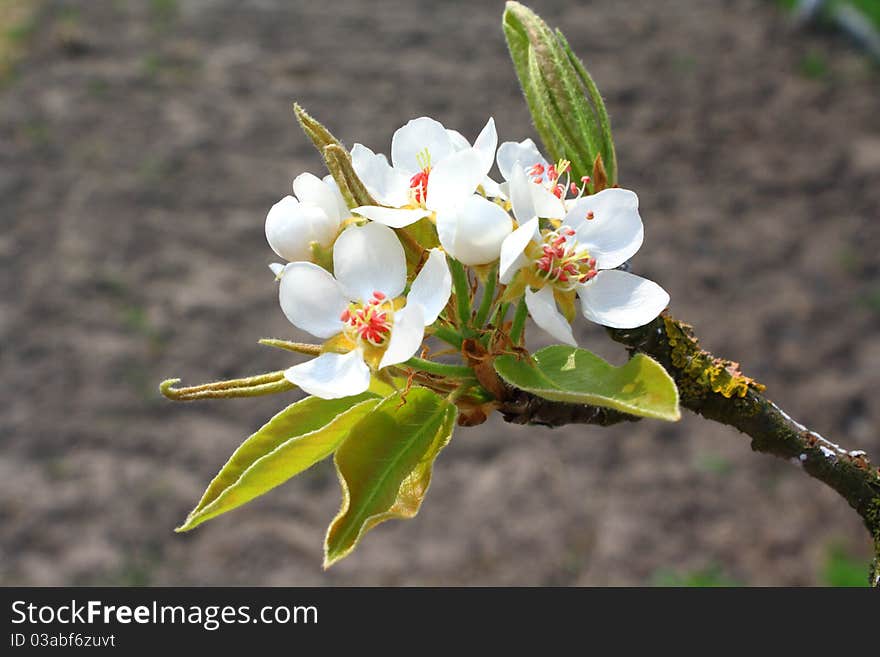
[494, 346, 680, 421]
[177, 392, 381, 531]
[324, 387, 458, 568]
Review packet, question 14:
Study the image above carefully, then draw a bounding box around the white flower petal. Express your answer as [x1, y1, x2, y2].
[472, 117, 497, 176]
[499, 217, 539, 284]
[379, 303, 426, 369]
[525, 285, 577, 347]
[509, 164, 536, 225]
[278, 262, 348, 338]
[284, 350, 371, 399]
[563, 188, 643, 270]
[530, 181, 567, 219]
[268, 262, 285, 278]
[447, 119, 496, 178]
[350, 143, 411, 207]
[436, 195, 512, 266]
[293, 172, 343, 225]
[495, 180, 511, 202]
[333, 222, 407, 301]
[323, 174, 351, 221]
[578, 269, 669, 329]
[497, 138, 548, 181]
[446, 129, 470, 151]
[425, 148, 484, 213]
[407, 248, 452, 324]
[265, 196, 338, 262]
[352, 205, 430, 228]
[480, 175, 502, 198]
[391, 117, 454, 175]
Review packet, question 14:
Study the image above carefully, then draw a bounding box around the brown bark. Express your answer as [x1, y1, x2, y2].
[499, 312, 880, 586]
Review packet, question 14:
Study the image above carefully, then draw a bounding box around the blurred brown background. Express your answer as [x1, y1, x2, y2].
[2, 0, 879, 586]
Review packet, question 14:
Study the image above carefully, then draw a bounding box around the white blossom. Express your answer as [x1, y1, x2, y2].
[499, 188, 669, 344]
[265, 173, 347, 263]
[276, 222, 451, 399]
[350, 117, 512, 266]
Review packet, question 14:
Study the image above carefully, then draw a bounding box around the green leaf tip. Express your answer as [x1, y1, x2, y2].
[292, 102, 375, 209]
[494, 346, 681, 421]
[502, 2, 617, 186]
[177, 392, 382, 532]
[323, 387, 458, 568]
[293, 102, 343, 152]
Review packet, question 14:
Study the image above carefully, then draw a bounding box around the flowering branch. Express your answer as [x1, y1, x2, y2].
[157, 1, 877, 583]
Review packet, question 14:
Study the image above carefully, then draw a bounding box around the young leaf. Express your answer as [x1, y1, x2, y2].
[177, 392, 381, 531]
[494, 346, 680, 421]
[293, 103, 375, 208]
[324, 387, 458, 568]
[322, 143, 375, 208]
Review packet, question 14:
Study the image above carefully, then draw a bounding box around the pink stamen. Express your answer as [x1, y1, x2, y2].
[344, 295, 393, 346]
[409, 170, 430, 204]
[533, 229, 598, 290]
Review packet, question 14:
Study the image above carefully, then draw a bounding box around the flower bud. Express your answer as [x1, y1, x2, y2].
[502, 1, 617, 187]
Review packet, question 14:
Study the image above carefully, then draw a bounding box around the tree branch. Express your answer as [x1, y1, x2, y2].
[498, 311, 880, 586]
[609, 312, 880, 587]
[498, 389, 639, 428]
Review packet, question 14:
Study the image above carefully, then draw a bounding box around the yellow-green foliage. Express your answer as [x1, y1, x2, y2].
[664, 316, 765, 400]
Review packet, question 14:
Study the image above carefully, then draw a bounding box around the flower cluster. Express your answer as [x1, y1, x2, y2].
[266, 116, 669, 399]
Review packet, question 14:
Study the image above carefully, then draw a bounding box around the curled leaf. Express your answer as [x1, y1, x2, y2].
[160, 371, 295, 401]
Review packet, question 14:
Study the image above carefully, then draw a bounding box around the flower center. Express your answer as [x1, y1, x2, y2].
[340, 291, 393, 347]
[533, 228, 597, 291]
[409, 147, 432, 205]
[528, 159, 591, 200]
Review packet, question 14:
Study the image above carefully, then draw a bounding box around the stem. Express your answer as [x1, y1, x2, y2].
[449, 257, 474, 337]
[397, 227, 425, 266]
[404, 357, 475, 380]
[494, 301, 511, 327]
[431, 325, 463, 349]
[473, 265, 498, 328]
[258, 338, 321, 355]
[446, 384, 472, 403]
[510, 298, 528, 345]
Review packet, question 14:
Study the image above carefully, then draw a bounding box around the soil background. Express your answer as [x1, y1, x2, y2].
[2, 0, 879, 586]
